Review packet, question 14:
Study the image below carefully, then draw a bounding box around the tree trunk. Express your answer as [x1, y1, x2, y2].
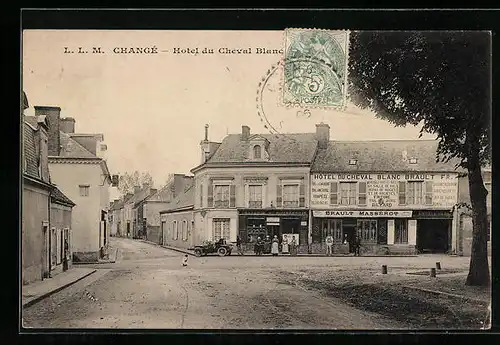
[465, 134, 490, 286]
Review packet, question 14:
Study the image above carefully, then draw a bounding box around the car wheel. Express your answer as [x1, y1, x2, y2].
[217, 247, 227, 257]
[194, 249, 202, 257]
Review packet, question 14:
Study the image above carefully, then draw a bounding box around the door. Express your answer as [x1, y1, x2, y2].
[42, 224, 49, 279]
[189, 220, 195, 248]
[343, 224, 356, 253]
[160, 221, 165, 245]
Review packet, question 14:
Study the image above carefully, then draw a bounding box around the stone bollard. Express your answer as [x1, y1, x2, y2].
[382, 265, 388, 274]
[436, 262, 441, 270]
[430, 268, 436, 277]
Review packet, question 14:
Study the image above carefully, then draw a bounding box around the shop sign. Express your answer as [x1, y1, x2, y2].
[266, 217, 280, 225]
[313, 210, 413, 218]
[311, 172, 458, 209]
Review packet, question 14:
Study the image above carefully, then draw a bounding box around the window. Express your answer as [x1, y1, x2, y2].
[398, 182, 406, 205]
[253, 145, 262, 159]
[395, 219, 408, 244]
[172, 221, 178, 240]
[409, 158, 418, 164]
[283, 184, 299, 207]
[182, 220, 188, 241]
[318, 219, 343, 243]
[79, 185, 90, 197]
[358, 182, 367, 206]
[213, 218, 230, 242]
[248, 185, 263, 208]
[200, 183, 203, 208]
[330, 182, 338, 205]
[407, 181, 423, 205]
[425, 181, 433, 205]
[357, 219, 377, 242]
[349, 159, 357, 165]
[340, 182, 357, 205]
[214, 185, 230, 208]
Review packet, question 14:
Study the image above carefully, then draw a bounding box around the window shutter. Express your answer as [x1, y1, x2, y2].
[425, 181, 433, 205]
[200, 183, 203, 208]
[276, 182, 282, 208]
[299, 182, 305, 207]
[330, 182, 338, 205]
[398, 181, 406, 205]
[239, 214, 247, 242]
[207, 179, 213, 208]
[358, 182, 367, 205]
[230, 185, 236, 207]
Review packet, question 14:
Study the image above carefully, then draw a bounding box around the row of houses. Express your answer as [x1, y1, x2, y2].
[108, 174, 193, 242]
[22, 92, 113, 285]
[156, 123, 490, 256]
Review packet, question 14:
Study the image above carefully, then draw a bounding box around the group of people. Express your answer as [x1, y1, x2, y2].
[324, 233, 362, 256]
[236, 234, 298, 256]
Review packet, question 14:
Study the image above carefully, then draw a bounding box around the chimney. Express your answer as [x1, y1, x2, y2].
[60, 117, 76, 133]
[316, 122, 330, 149]
[204, 124, 209, 141]
[35, 106, 61, 156]
[134, 186, 141, 194]
[242, 125, 250, 141]
[200, 124, 210, 163]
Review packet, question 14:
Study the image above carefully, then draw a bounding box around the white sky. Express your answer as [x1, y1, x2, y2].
[22, 30, 436, 198]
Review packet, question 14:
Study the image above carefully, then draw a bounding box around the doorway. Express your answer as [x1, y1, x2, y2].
[343, 224, 356, 253]
[416, 219, 451, 253]
[42, 224, 49, 279]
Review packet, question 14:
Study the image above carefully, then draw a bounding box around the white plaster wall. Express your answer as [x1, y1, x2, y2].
[48, 162, 102, 253]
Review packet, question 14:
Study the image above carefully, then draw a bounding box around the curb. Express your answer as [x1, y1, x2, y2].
[140, 240, 197, 257]
[402, 285, 488, 303]
[22, 269, 97, 308]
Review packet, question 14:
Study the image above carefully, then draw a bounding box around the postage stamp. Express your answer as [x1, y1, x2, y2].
[282, 29, 349, 109]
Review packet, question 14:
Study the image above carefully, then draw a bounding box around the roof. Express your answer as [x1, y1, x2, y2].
[24, 116, 38, 129]
[160, 185, 194, 213]
[146, 175, 194, 203]
[202, 133, 319, 165]
[58, 131, 96, 158]
[23, 120, 40, 179]
[311, 140, 464, 173]
[51, 186, 76, 206]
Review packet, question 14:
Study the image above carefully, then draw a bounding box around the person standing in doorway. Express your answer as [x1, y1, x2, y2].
[354, 234, 362, 256]
[271, 235, 279, 256]
[325, 234, 334, 256]
[282, 234, 289, 255]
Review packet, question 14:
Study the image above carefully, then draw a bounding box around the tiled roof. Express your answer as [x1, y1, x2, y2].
[23, 121, 40, 179]
[24, 116, 38, 129]
[205, 133, 318, 164]
[58, 132, 96, 158]
[161, 185, 194, 212]
[311, 140, 464, 173]
[51, 186, 75, 206]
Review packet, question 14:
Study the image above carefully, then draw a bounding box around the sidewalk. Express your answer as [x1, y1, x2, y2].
[140, 240, 417, 258]
[22, 267, 96, 308]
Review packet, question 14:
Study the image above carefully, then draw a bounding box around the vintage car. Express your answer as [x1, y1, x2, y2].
[192, 240, 233, 257]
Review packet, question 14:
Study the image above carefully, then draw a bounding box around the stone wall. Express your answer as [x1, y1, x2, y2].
[73, 251, 99, 263]
[146, 225, 161, 244]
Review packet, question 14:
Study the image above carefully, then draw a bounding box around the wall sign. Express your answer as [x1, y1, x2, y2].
[313, 210, 413, 218]
[311, 172, 458, 209]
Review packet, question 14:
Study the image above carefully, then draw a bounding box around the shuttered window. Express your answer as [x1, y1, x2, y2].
[425, 181, 433, 205]
[330, 182, 338, 205]
[398, 182, 406, 205]
[207, 179, 213, 207]
[276, 184, 283, 208]
[358, 182, 367, 206]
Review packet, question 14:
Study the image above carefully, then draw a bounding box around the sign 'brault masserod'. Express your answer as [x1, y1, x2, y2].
[310, 173, 459, 209]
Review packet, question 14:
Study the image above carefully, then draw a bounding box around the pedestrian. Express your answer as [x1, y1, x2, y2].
[236, 235, 244, 255]
[325, 234, 334, 256]
[290, 236, 297, 256]
[255, 236, 263, 255]
[264, 235, 271, 254]
[271, 235, 279, 256]
[354, 234, 362, 257]
[281, 234, 289, 255]
[182, 254, 188, 267]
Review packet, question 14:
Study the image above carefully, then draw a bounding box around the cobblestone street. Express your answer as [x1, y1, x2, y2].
[22, 237, 480, 329]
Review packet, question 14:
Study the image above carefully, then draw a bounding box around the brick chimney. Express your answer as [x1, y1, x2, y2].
[60, 117, 76, 133]
[242, 125, 250, 141]
[316, 122, 330, 149]
[200, 124, 210, 163]
[35, 106, 61, 156]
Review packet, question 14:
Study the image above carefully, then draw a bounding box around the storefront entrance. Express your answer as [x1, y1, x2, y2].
[416, 218, 451, 253]
[343, 224, 356, 253]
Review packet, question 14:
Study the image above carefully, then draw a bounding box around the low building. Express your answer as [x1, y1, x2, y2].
[22, 114, 52, 284]
[310, 134, 463, 255]
[37, 106, 112, 262]
[144, 174, 193, 244]
[159, 185, 195, 249]
[50, 186, 75, 274]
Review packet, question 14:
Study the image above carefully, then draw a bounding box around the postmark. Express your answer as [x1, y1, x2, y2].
[282, 29, 349, 109]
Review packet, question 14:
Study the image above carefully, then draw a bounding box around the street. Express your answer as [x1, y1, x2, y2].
[22, 237, 475, 329]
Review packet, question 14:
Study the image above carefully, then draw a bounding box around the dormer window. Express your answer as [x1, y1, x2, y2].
[409, 158, 418, 164]
[349, 159, 357, 165]
[253, 145, 262, 159]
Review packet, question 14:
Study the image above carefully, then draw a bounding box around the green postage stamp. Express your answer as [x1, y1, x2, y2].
[283, 29, 349, 109]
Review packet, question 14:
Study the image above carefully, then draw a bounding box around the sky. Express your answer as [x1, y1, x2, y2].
[22, 30, 436, 199]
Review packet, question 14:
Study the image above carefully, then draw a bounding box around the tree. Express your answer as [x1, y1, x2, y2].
[117, 171, 154, 195]
[348, 31, 490, 286]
